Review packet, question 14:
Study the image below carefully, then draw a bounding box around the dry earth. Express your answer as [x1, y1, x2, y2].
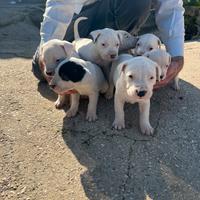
[0, 1, 200, 200]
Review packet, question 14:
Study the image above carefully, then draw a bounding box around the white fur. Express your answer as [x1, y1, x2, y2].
[144, 49, 171, 81]
[110, 55, 160, 135]
[73, 17, 138, 80]
[133, 33, 161, 56]
[49, 57, 108, 121]
[40, 39, 79, 76]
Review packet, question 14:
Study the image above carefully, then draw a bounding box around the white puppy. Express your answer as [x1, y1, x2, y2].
[110, 55, 160, 135]
[73, 17, 138, 80]
[49, 57, 108, 121]
[144, 49, 171, 81]
[133, 33, 161, 56]
[39, 39, 78, 77]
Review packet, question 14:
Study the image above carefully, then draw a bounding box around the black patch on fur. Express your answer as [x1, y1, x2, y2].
[59, 61, 86, 82]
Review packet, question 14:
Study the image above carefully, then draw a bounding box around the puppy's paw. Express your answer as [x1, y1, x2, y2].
[173, 82, 180, 91]
[140, 123, 154, 135]
[173, 77, 180, 91]
[112, 119, 125, 130]
[55, 99, 65, 109]
[66, 108, 78, 118]
[86, 112, 97, 122]
[105, 91, 113, 100]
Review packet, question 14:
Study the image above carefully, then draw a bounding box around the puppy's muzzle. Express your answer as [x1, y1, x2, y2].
[110, 54, 117, 59]
[49, 84, 56, 89]
[45, 71, 55, 77]
[136, 90, 147, 97]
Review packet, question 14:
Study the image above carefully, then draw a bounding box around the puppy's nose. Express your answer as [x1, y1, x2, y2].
[160, 75, 164, 79]
[110, 54, 117, 59]
[136, 90, 147, 97]
[46, 71, 54, 76]
[49, 84, 56, 89]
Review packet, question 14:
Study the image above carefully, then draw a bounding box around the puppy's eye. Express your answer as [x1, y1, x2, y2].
[125, 34, 129, 38]
[102, 43, 105, 47]
[56, 59, 61, 63]
[166, 65, 169, 68]
[137, 43, 140, 47]
[116, 43, 119, 47]
[150, 76, 154, 80]
[128, 75, 134, 79]
[149, 47, 153, 51]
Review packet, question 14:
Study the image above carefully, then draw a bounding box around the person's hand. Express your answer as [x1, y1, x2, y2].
[154, 56, 184, 89]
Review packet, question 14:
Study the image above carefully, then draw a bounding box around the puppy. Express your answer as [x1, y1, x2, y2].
[49, 57, 108, 121]
[110, 55, 160, 135]
[73, 17, 138, 80]
[144, 49, 171, 81]
[132, 33, 161, 56]
[40, 39, 78, 77]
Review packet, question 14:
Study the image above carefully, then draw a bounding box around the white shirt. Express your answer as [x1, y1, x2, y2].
[40, 0, 185, 57]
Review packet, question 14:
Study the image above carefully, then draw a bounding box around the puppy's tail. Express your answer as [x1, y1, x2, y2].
[74, 17, 88, 40]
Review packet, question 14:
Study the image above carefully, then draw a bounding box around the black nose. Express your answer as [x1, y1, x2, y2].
[160, 75, 164, 79]
[49, 84, 56, 89]
[46, 71, 54, 76]
[110, 54, 116, 59]
[136, 90, 147, 97]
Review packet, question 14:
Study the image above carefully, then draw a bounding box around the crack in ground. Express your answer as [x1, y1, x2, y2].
[119, 142, 135, 200]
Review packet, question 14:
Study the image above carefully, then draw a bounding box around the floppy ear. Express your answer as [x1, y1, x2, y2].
[155, 64, 162, 82]
[116, 30, 125, 44]
[89, 30, 101, 43]
[168, 54, 172, 65]
[60, 41, 74, 57]
[119, 63, 127, 74]
[157, 39, 161, 49]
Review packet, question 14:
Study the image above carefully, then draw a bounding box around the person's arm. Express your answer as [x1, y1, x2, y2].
[155, 0, 185, 57]
[154, 0, 185, 89]
[40, 0, 84, 45]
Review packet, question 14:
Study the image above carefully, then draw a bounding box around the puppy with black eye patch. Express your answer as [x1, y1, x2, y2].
[108, 54, 160, 135]
[49, 57, 108, 122]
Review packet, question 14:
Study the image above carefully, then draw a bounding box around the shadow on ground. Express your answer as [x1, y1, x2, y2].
[38, 79, 200, 200]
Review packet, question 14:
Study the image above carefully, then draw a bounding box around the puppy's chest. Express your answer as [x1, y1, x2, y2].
[75, 84, 95, 95]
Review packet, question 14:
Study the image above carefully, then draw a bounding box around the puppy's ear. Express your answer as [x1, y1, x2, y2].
[157, 39, 161, 49]
[119, 63, 127, 74]
[89, 30, 101, 43]
[116, 30, 124, 44]
[155, 64, 162, 82]
[168, 54, 172, 65]
[60, 41, 74, 57]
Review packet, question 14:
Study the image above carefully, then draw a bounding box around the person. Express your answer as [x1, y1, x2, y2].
[32, 0, 184, 89]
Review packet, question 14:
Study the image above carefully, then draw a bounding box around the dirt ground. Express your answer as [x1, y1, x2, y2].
[1, 1, 200, 200]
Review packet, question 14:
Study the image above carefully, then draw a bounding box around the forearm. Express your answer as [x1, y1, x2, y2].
[155, 0, 185, 57]
[40, 0, 81, 45]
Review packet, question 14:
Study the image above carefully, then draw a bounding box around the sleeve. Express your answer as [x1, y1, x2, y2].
[40, 0, 84, 45]
[155, 0, 185, 57]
